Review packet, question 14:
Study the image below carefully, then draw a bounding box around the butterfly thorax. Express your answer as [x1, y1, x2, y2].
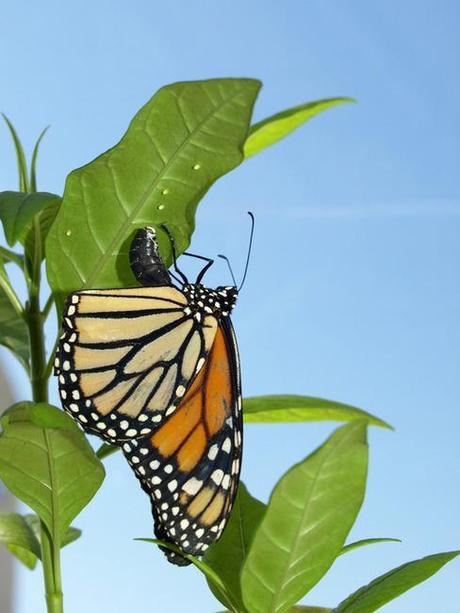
[182, 284, 238, 320]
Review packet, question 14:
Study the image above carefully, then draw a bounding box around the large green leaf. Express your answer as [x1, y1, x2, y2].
[0, 191, 61, 247]
[95, 395, 389, 462]
[243, 395, 391, 429]
[217, 605, 332, 613]
[204, 482, 266, 611]
[0, 512, 82, 570]
[46, 78, 261, 309]
[333, 550, 460, 612]
[339, 538, 401, 557]
[218, 608, 332, 613]
[0, 402, 105, 541]
[0, 262, 29, 371]
[244, 98, 354, 158]
[241, 422, 368, 613]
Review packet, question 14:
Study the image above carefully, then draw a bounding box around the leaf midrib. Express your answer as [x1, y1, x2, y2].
[237, 494, 248, 561]
[12, 193, 30, 244]
[43, 428, 60, 541]
[267, 430, 356, 613]
[84, 85, 246, 288]
[236, 495, 249, 611]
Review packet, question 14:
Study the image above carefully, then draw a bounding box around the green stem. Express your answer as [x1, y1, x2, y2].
[28, 291, 48, 401]
[0, 245, 24, 269]
[25, 217, 64, 613]
[42, 293, 55, 319]
[43, 426, 63, 613]
[27, 217, 47, 402]
[0, 263, 24, 318]
[40, 523, 63, 613]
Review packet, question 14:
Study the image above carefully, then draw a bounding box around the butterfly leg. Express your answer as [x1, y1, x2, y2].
[182, 253, 214, 284]
[161, 225, 189, 285]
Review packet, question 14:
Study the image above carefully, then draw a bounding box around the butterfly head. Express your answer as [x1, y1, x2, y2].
[214, 285, 238, 315]
[183, 284, 238, 318]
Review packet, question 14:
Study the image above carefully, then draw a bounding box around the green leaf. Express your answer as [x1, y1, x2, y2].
[0, 512, 82, 570]
[0, 402, 105, 541]
[0, 191, 61, 247]
[204, 482, 266, 611]
[339, 538, 401, 557]
[244, 98, 354, 158]
[46, 78, 261, 310]
[334, 550, 460, 612]
[26, 402, 80, 430]
[25, 514, 82, 548]
[95, 442, 118, 460]
[0, 512, 41, 559]
[99, 394, 389, 464]
[2, 114, 29, 192]
[30, 126, 50, 193]
[0, 257, 23, 316]
[218, 607, 332, 612]
[62, 525, 81, 547]
[7, 543, 39, 569]
[0, 261, 29, 371]
[136, 537, 237, 611]
[24, 198, 60, 268]
[241, 422, 368, 613]
[244, 395, 392, 429]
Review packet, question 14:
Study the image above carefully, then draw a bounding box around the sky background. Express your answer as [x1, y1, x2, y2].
[0, 0, 459, 611]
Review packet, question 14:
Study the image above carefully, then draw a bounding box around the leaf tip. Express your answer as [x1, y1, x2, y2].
[377, 418, 395, 431]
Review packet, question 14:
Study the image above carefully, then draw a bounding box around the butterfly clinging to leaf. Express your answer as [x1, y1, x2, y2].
[55, 218, 253, 564]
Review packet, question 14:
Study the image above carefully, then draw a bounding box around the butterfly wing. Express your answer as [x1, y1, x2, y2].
[55, 286, 218, 443]
[122, 317, 242, 564]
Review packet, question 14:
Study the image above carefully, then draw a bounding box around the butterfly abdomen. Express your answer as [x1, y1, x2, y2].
[129, 227, 172, 287]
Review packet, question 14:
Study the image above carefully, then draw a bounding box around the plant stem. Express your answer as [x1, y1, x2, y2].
[0, 245, 24, 269]
[42, 293, 55, 319]
[28, 291, 48, 402]
[25, 217, 64, 613]
[0, 262, 24, 319]
[40, 523, 63, 613]
[27, 216, 48, 402]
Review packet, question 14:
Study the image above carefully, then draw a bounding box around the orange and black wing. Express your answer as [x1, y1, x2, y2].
[55, 286, 217, 443]
[122, 317, 242, 564]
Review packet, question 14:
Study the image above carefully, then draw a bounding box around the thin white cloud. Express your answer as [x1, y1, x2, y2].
[281, 199, 460, 220]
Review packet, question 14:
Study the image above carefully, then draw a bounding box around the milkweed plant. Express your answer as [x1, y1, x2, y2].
[0, 78, 457, 613]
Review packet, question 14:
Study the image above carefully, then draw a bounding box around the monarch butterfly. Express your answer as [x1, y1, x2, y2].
[55, 221, 252, 564]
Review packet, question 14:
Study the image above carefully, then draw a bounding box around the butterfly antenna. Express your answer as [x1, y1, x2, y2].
[217, 254, 237, 286]
[218, 211, 255, 291]
[238, 211, 255, 291]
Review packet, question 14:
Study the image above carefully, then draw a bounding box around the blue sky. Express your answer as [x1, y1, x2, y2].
[1, 1, 459, 611]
